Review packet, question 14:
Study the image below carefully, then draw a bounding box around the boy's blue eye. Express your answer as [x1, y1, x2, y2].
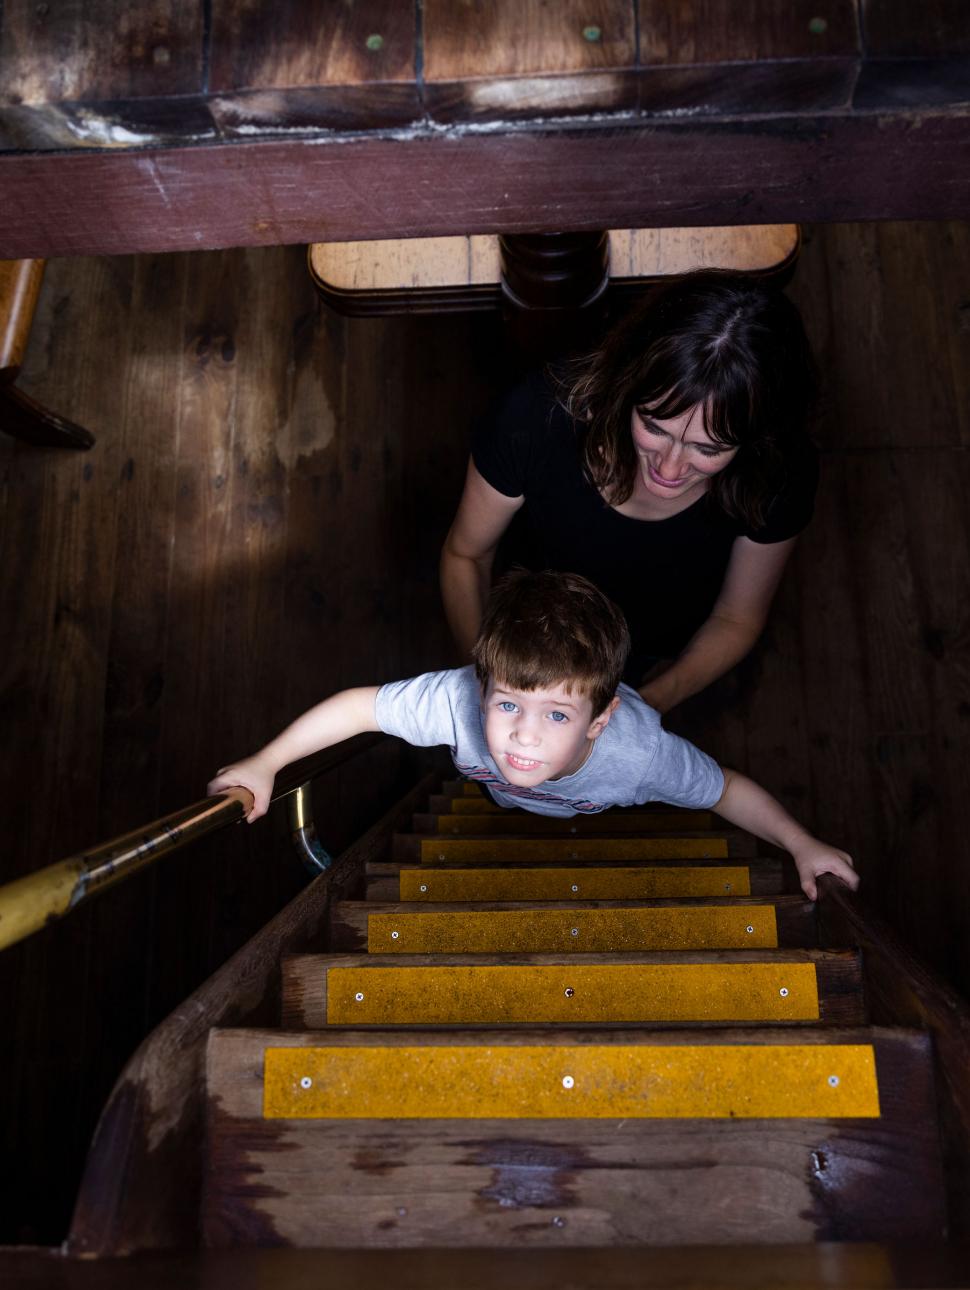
[498, 701, 517, 713]
[549, 711, 568, 723]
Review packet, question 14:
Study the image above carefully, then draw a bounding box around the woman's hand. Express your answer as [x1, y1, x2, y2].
[790, 839, 859, 901]
[207, 755, 276, 822]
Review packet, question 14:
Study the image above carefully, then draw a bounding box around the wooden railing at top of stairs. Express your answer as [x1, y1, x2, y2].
[61, 772, 970, 1285]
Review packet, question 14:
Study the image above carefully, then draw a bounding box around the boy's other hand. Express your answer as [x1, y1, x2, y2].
[791, 839, 859, 901]
[207, 755, 276, 822]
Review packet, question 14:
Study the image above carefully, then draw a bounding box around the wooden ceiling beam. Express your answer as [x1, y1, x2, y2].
[1, 108, 968, 259]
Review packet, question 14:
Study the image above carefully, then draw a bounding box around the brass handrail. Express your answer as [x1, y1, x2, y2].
[0, 732, 386, 953]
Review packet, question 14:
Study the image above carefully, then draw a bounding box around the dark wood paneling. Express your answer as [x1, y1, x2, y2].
[0, 247, 482, 1245]
[861, 0, 970, 57]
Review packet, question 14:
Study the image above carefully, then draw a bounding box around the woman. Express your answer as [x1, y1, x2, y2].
[440, 271, 819, 714]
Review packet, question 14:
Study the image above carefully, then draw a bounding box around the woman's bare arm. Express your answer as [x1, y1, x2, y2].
[640, 535, 798, 714]
[440, 458, 524, 659]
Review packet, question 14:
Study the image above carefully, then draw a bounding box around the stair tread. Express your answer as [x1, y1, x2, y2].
[340, 896, 809, 910]
[413, 811, 722, 835]
[396, 833, 757, 861]
[280, 949, 866, 1030]
[331, 896, 817, 953]
[203, 1025, 945, 1248]
[365, 860, 792, 901]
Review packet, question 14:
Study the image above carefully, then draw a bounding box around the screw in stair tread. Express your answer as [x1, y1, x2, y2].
[280, 951, 869, 1028]
[330, 896, 817, 954]
[202, 1025, 946, 1248]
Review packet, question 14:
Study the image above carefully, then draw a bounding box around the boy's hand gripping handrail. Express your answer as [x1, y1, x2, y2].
[0, 732, 384, 953]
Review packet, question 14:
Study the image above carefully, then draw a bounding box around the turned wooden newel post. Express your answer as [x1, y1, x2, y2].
[499, 231, 610, 361]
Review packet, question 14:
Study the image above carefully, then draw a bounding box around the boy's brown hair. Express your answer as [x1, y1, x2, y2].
[472, 569, 631, 717]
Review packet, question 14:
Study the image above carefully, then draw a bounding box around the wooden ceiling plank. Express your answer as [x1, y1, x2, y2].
[637, 0, 861, 64]
[209, 0, 417, 91]
[0, 0, 204, 105]
[423, 0, 638, 122]
[207, 0, 420, 133]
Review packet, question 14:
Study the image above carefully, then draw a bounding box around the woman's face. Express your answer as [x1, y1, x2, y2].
[631, 402, 738, 503]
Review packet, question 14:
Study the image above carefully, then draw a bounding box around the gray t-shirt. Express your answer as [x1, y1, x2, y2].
[375, 665, 724, 818]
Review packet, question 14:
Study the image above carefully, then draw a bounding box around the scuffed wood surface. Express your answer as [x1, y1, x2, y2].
[202, 1025, 945, 1248]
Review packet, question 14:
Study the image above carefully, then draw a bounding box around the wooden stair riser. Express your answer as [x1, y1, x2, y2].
[368, 864, 790, 902]
[281, 953, 867, 1028]
[414, 812, 718, 836]
[397, 836, 742, 864]
[204, 1027, 946, 1248]
[331, 898, 816, 955]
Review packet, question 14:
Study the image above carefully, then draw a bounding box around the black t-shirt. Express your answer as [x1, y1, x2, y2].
[472, 370, 818, 685]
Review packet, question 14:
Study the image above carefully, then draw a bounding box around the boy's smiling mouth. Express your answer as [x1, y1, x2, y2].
[505, 752, 544, 771]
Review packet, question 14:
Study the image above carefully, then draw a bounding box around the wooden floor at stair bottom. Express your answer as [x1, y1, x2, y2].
[202, 1026, 945, 1249]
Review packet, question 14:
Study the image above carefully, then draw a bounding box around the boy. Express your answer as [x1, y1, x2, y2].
[208, 570, 857, 899]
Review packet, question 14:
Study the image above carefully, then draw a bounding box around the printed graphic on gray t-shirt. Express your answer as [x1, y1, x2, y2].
[374, 666, 723, 818]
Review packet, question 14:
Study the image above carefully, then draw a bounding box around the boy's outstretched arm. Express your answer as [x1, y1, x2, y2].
[206, 686, 381, 822]
[714, 767, 858, 900]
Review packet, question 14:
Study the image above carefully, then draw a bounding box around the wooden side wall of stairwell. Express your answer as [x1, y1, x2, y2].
[1, 219, 970, 1246]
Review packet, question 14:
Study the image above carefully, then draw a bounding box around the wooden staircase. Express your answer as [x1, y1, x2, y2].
[201, 779, 948, 1250]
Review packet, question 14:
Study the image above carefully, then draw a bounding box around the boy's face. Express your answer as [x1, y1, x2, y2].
[481, 677, 618, 787]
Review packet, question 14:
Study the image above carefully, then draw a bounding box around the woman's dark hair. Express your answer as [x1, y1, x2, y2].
[559, 269, 818, 528]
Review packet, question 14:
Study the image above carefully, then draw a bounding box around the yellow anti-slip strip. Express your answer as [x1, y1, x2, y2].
[263, 1043, 880, 1119]
[326, 962, 819, 1024]
[368, 905, 778, 953]
[400, 865, 751, 901]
